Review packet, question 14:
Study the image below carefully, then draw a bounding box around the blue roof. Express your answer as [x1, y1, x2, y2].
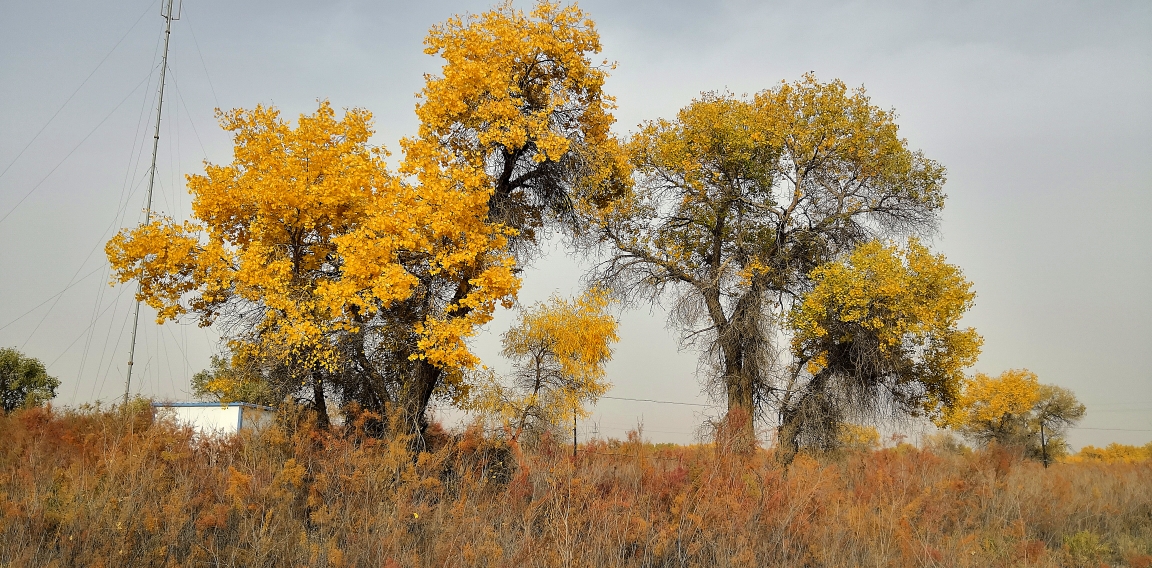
[152, 401, 276, 412]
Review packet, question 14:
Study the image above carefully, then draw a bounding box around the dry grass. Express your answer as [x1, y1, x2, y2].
[1, 404, 1150, 567]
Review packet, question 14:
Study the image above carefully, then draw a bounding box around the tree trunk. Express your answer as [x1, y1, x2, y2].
[401, 358, 442, 443]
[311, 370, 330, 429]
[776, 369, 832, 466]
[777, 405, 803, 466]
[718, 285, 763, 450]
[722, 342, 756, 451]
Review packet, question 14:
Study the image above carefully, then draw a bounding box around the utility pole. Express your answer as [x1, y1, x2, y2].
[124, 0, 179, 406]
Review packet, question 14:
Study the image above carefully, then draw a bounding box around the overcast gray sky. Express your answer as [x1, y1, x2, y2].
[1, 0, 1149, 447]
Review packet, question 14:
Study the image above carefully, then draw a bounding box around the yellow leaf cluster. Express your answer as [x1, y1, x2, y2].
[503, 287, 618, 386]
[404, 1, 621, 243]
[416, 1, 611, 158]
[105, 98, 518, 377]
[107, 2, 621, 389]
[108, 102, 398, 368]
[1067, 442, 1152, 463]
[838, 423, 881, 451]
[952, 369, 1041, 427]
[467, 288, 618, 438]
[754, 73, 946, 210]
[789, 239, 983, 421]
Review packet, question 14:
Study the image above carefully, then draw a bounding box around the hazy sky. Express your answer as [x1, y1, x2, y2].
[1, 0, 1149, 447]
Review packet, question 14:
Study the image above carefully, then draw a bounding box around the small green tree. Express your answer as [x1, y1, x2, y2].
[0, 347, 60, 412]
[191, 349, 284, 408]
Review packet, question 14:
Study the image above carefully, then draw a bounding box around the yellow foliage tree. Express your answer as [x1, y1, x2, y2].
[107, 2, 622, 433]
[468, 288, 618, 442]
[951, 369, 1085, 460]
[335, 1, 622, 432]
[952, 369, 1041, 437]
[782, 239, 982, 461]
[584, 76, 948, 444]
[107, 102, 406, 424]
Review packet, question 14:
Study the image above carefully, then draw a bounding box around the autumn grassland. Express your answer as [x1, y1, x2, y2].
[1, 404, 1150, 568]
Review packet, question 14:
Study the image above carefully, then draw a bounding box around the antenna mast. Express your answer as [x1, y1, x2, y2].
[124, 0, 179, 406]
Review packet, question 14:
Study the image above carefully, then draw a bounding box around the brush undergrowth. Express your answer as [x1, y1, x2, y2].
[1, 404, 1149, 567]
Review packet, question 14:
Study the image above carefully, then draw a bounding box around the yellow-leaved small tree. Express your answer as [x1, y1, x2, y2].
[782, 239, 983, 462]
[952, 369, 1041, 443]
[950, 369, 1085, 460]
[469, 289, 618, 443]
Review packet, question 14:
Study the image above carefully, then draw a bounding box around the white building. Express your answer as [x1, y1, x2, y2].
[152, 402, 275, 436]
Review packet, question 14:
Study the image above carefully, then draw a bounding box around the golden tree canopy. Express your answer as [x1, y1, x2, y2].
[953, 369, 1041, 427]
[468, 288, 618, 441]
[402, 0, 620, 244]
[788, 239, 983, 425]
[107, 102, 400, 367]
[586, 77, 950, 436]
[106, 2, 623, 429]
[106, 99, 520, 373]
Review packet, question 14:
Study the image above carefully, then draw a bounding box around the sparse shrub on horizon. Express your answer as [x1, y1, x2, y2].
[1068, 441, 1152, 464]
[920, 430, 971, 455]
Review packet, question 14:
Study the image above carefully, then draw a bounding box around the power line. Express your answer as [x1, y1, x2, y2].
[13, 89, 165, 349]
[48, 286, 129, 368]
[0, 0, 159, 184]
[0, 266, 104, 332]
[1072, 427, 1152, 432]
[182, 8, 221, 110]
[0, 70, 156, 226]
[589, 424, 697, 436]
[601, 395, 716, 408]
[169, 70, 209, 158]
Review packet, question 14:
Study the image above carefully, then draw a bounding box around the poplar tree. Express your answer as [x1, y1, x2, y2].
[584, 77, 976, 449]
[107, 2, 623, 434]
